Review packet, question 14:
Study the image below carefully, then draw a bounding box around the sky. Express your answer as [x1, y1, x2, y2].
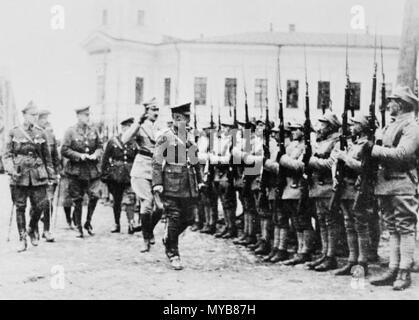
[0, 0, 406, 135]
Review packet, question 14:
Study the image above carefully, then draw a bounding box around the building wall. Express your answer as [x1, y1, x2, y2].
[85, 38, 399, 129]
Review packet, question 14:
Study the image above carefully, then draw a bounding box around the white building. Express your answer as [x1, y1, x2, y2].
[82, 0, 401, 129]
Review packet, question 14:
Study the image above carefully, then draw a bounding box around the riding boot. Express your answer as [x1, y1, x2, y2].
[64, 206, 74, 229]
[84, 198, 98, 235]
[264, 226, 281, 262]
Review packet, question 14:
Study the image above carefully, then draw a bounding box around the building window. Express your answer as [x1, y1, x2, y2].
[96, 75, 105, 104]
[135, 77, 144, 105]
[255, 79, 268, 110]
[317, 81, 330, 111]
[102, 10, 108, 26]
[164, 78, 171, 106]
[350, 82, 361, 111]
[225, 78, 237, 107]
[194, 77, 207, 106]
[286, 80, 299, 109]
[137, 10, 145, 26]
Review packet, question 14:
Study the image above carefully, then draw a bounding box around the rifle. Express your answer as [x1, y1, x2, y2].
[380, 37, 386, 128]
[297, 45, 313, 216]
[203, 105, 215, 183]
[7, 203, 15, 242]
[353, 35, 378, 211]
[193, 102, 198, 143]
[414, 78, 419, 119]
[276, 53, 287, 194]
[328, 60, 351, 212]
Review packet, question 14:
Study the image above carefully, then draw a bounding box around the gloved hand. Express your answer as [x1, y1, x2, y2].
[139, 112, 148, 125]
[153, 185, 164, 194]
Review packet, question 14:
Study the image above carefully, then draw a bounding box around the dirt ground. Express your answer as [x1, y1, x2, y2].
[0, 175, 418, 300]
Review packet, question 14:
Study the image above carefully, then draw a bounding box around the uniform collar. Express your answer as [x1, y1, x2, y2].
[23, 121, 34, 130]
[393, 112, 414, 123]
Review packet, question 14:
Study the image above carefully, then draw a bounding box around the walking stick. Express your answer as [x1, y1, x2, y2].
[7, 203, 15, 242]
[53, 179, 61, 230]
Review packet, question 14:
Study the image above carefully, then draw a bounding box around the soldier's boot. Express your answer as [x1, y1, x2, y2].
[370, 268, 399, 286]
[315, 226, 338, 272]
[368, 206, 381, 263]
[200, 224, 212, 234]
[335, 229, 358, 276]
[254, 239, 270, 255]
[84, 198, 98, 236]
[233, 214, 249, 245]
[393, 269, 412, 291]
[169, 256, 183, 271]
[215, 227, 228, 238]
[28, 228, 39, 247]
[264, 227, 281, 262]
[64, 206, 74, 229]
[140, 238, 151, 253]
[111, 224, 121, 233]
[111, 207, 121, 233]
[191, 223, 202, 232]
[283, 232, 310, 266]
[128, 220, 136, 235]
[73, 203, 84, 238]
[42, 231, 55, 243]
[17, 231, 28, 253]
[270, 228, 289, 263]
[243, 214, 257, 246]
[222, 209, 238, 238]
[306, 224, 329, 269]
[254, 219, 271, 255]
[314, 256, 337, 272]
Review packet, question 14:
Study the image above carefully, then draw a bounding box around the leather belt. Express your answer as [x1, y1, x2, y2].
[139, 150, 153, 158]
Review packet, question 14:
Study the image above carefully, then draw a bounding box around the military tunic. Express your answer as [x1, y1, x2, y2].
[3, 122, 54, 237]
[101, 135, 138, 226]
[61, 122, 103, 231]
[152, 126, 202, 258]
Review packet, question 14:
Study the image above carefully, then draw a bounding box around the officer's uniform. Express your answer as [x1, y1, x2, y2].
[122, 98, 160, 250]
[3, 103, 54, 251]
[101, 117, 138, 233]
[210, 122, 237, 238]
[61, 106, 103, 237]
[152, 102, 202, 269]
[369, 86, 419, 290]
[31, 110, 60, 241]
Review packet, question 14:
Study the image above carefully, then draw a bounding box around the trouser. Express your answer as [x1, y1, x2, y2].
[368, 200, 381, 258]
[12, 185, 48, 238]
[379, 195, 418, 270]
[29, 183, 57, 233]
[68, 177, 101, 229]
[163, 196, 197, 258]
[200, 184, 218, 227]
[215, 180, 237, 232]
[107, 182, 137, 225]
[131, 177, 160, 240]
[340, 199, 370, 264]
[241, 178, 257, 238]
[315, 198, 339, 257]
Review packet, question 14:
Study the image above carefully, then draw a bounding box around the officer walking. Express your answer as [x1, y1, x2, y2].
[368, 86, 419, 290]
[121, 98, 160, 252]
[101, 117, 139, 234]
[152, 102, 204, 270]
[61, 106, 103, 238]
[31, 109, 60, 242]
[3, 102, 54, 252]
